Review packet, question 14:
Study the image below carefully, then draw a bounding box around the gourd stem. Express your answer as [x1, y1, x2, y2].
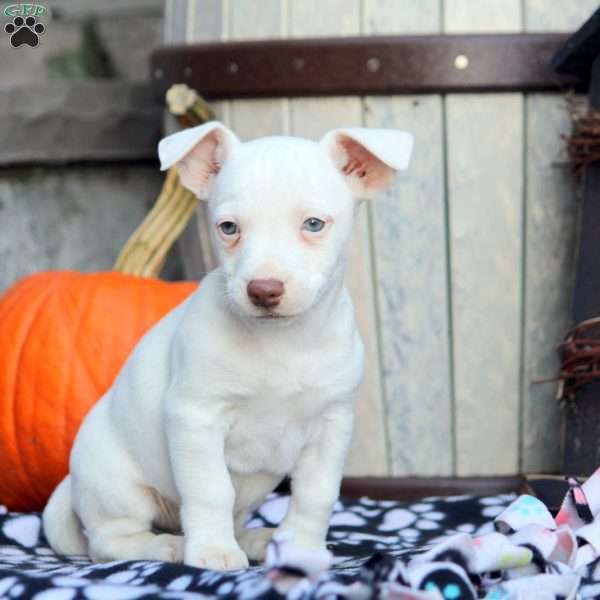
[113, 84, 215, 277]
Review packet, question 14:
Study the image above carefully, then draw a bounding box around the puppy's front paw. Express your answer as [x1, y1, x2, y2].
[185, 544, 249, 571]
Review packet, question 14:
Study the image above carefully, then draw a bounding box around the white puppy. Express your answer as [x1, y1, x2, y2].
[43, 122, 413, 570]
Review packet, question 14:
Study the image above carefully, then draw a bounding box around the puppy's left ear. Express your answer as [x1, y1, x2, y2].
[320, 128, 413, 198]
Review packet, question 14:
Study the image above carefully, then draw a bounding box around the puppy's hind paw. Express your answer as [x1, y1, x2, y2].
[152, 534, 184, 562]
[185, 544, 249, 571]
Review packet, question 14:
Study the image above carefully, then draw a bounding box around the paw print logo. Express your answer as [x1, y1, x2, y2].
[5, 16, 45, 48]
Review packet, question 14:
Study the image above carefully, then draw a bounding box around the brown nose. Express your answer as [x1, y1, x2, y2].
[247, 278, 284, 308]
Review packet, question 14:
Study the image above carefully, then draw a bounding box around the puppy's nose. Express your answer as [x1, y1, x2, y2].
[247, 278, 284, 308]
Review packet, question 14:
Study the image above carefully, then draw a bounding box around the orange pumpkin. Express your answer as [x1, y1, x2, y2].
[0, 271, 196, 511]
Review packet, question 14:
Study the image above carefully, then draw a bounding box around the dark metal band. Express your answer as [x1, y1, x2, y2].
[151, 33, 581, 100]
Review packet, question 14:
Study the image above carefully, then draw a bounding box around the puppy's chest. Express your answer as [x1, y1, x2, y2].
[225, 397, 316, 475]
[219, 337, 360, 475]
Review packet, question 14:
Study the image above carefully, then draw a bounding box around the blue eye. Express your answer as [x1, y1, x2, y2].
[218, 221, 239, 236]
[302, 217, 326, 233]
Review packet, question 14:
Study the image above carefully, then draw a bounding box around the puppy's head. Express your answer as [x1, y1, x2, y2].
[159, 122, 413, 320]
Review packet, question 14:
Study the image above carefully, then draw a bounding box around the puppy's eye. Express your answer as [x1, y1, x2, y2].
[218, 221, 239, 236]
[302, 217, 325, 233]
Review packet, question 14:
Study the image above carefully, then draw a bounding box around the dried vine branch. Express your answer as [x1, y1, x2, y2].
[557, 318, 600, 403]
[113, 84, 215, 277]
[565, 98, 600, 175]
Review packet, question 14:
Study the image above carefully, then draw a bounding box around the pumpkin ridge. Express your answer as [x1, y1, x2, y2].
[27, 285, 62, 506]
[60, 275, 102, 479]
[29, 273, 86, 505]
[2, 278, 50, 506]
[0, 273, 57, 322]
[9, 272, 68, 509]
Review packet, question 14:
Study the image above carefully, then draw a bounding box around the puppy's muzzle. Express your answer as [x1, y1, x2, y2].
[247, 278, 284, 309]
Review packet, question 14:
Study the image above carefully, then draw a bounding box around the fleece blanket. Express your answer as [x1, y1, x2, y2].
[1, 478, 600, 599]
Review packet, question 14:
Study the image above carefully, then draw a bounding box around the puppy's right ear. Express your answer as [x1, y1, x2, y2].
[158, 121, 240, 199]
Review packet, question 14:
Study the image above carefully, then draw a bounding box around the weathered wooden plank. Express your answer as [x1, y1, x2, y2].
[288, 0, 388, 476]
[444, 1, 523, 475]
[365, 96, 453, 476]
[521, 95, 577, 472]
[450, 92, 524, 474]
[525, 0, 599, 32]
[520, 1, 591, 472]
[288, 0, 360, 37]
[187, 0, 224, 42]
[363, 1, 452, 476]
[447, 93, 524, 475]
[443, 0, 522, 32]
[185, 0, 229, 120]
[228, 100, 289, 141]
[228, 0, 288, 142]
[363, 0, 441, 34]
[229, 0, 284, 40]
[163, 1, 185, 44]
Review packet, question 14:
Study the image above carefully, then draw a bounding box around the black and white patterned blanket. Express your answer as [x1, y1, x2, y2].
[1, 491, 599, 599]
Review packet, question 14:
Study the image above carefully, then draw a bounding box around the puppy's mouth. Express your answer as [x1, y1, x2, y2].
[255, 312, 287, 320]
[254, 307, 299, 320]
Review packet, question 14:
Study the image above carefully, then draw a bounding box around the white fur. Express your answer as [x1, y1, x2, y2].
[43, 122, 413, 570]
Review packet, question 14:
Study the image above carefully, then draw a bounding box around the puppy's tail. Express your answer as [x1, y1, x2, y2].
[43, 475, 88, 556]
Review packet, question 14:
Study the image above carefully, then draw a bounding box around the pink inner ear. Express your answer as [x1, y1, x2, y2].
[176, 130, 226, 196]
[192, 130, 224, 175]
[338, 136, 393, 191]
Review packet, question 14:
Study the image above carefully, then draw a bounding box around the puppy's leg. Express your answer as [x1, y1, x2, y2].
[75, 479, 183, 563]
[277, 404, 353, 551]
[232, 472, 282, 562]
[89, 525, 183, 563]
[167, 402, 248, 570]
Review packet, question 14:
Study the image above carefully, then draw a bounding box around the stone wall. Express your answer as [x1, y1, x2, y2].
[0, 0, 180, 293]
[0, 165, 166, 290]
[0, 0, 163, 84]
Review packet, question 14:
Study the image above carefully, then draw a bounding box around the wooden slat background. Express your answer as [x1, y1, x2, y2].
[364, 0, 453, 477]
[446, 1, 524, 476]
[164, 0, 592, 477]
